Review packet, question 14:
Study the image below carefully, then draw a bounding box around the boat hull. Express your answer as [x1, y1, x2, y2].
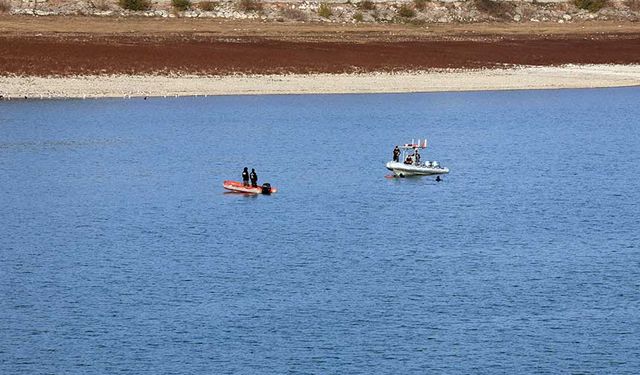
[385, 161, 449, 176]
[223, 180, 277, 194]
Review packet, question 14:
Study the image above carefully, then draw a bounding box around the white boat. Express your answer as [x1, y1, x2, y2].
[386, 139, 450, 177]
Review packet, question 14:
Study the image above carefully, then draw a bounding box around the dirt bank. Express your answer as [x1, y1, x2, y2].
[2, 17, 640, 76]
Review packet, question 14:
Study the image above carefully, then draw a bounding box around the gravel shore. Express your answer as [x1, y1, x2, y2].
[2, 65, 639, 99]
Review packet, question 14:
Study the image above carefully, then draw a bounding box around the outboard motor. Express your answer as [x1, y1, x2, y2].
[261, 183, 272, 195]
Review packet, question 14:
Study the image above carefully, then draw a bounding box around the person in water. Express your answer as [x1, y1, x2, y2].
[242, 167, 250, 186]
[414, 148, 421, 165]
[393, 146, 401, 162]
[436, 175, 442, 182]
[250, 169, 258, 187]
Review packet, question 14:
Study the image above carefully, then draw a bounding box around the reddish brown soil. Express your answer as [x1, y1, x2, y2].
[2, 17, 640, 76]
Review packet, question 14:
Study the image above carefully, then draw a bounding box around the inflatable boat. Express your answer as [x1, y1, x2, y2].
[386, 138, 450, 177]
[223, 180, 277, 195]
[385, 161, 449, 176]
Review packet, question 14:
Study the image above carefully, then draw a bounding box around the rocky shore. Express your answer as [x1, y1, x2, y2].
[1, 11, 639, 99]
[2, 0, 640, 23]
[1, 65, 639, 99]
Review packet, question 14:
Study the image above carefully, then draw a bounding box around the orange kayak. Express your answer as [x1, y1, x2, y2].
[223, 180, 277, 194]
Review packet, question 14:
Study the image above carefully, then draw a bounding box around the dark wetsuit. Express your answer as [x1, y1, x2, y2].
[242, 169, 250, 186]
[393, 147, 401, 162]
[414, 151, 421, 165]
[250, 170, 258, 187]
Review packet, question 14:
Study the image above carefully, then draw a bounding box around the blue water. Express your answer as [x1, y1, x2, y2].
[1, 88, 640, 374]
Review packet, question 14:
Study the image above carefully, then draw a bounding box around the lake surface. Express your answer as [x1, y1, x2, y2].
[1, 88, 639, 374]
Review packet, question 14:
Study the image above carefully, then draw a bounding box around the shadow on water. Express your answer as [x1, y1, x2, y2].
[222, 191, 260, 198]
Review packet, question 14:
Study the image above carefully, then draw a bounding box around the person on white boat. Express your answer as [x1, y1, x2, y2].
[250, 169, 258, 187]
[404, 154, 413, 165]
[242, 167, 250, 186]
[414, 148, 421, 165]
[393, 146, 401, 162]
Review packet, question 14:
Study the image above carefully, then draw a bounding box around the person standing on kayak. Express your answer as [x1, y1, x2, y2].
[250, 169, 258, 187]
[393, 146, 401, 162]
[242, 167, 250, 186]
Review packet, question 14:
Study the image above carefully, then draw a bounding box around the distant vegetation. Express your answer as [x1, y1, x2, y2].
[172, 0, 192, 11]
[354, 11, 364, 21]
[397, 4, 416, 18]
[358, 0, 375, 11]
[119, 0, 151, 10]
[318, 3, 332, 18]
[414, 0, 428, 11]
[280, 7, 307, 21]
[237, 0, 262, 11]
[574, 0, 607, 11]
[625, 0, 640, 10]
[90, 0, 111, 10]
[474, 0, 514, 19]
[198, 0, 218, 11]
[0, 0, 12, 12]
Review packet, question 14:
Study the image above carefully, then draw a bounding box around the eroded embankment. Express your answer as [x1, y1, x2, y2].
[2, 32, 640, 76]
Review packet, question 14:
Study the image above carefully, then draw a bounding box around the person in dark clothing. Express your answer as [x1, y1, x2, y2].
[393, 146, 401, 162]
[436, 175, 442, 182]
[250, 169, 258, 187]
[414, 148, 421, 165]
[242, 167, 250, 186]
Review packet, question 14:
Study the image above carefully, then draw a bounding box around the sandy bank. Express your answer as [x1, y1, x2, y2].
[1, 65, 639, 99]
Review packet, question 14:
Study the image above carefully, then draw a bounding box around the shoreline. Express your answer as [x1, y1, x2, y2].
[2, 65, 640, 99]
